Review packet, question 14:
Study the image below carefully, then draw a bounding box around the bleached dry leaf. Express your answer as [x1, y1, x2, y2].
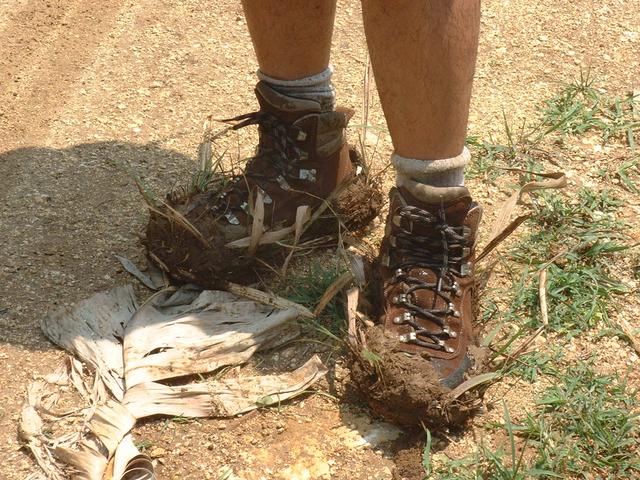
[87, 400, 137, 457]
[31, 283, 323, 480]
[54, 443, 108, 480]
[115, 255, 163, 290]
[123, 289, 301, 387]
[123, 355, 327, 418]
[41, 285, 138, 400]
[112, 435, 155, 480]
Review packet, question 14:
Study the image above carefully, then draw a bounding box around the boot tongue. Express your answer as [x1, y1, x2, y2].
[255, 82, 321, 123]
[398, 181, 472, 226]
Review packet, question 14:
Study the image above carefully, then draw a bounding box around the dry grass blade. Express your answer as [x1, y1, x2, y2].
[477, 214, 530, 263]
[148, 201, 209, 248]
[486, 171, 567, 248]
[616, 317, 640, 356]
[248, 189, 265, 256]
[313, 271, 354, 317]
[115, 255, 162, 290]
[225, 282, 315, 319]
[448, 372, 500, 400]
[539, 268, 549, 327]
[225, 224, 295, 249]
[345, 287, 360, 350]
[281, 205, 311, 275]
[499, 326, 546, 367]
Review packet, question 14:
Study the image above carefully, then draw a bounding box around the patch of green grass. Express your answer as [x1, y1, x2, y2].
[521, 363, 640, 477]
[488, 187, 629, 345]
[618, 159, 640, 194]
[540, 71, 639, 144]
[278, 258, 348, 341]
[436, 366, 640, 479]
[466, 113, 545, 181]
[437, 78, 638, 479]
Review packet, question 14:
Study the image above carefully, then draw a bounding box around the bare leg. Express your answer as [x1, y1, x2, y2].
[241, 0, 337, 80]
[361, 0, 480, 160]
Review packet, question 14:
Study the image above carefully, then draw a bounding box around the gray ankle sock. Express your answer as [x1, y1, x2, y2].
[392, 148, 470, 188]
[257, 66, 336, 111]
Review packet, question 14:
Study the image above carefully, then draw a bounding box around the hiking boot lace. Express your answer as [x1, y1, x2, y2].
[389, 205, 471, 352]
[212, 111, 312, 223]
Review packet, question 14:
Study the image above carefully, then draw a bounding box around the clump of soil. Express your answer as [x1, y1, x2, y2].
[392, 444, 426, 480]
[144, 148, 383, 288]
[350, 325, 489, 428]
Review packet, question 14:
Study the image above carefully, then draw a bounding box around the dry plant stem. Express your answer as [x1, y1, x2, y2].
[225, 282, 315, 319]
[616, 317, 640, 356]
[539, 268, 549, 327]
[313, 271, 355, 316]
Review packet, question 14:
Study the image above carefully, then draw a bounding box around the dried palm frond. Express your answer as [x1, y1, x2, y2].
[25, 283, 327, 480]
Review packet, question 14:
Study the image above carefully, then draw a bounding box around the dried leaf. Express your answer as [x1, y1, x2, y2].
[123, 289, 301, 387]
[124, 355, 327, 418]
[115, 256, 162, 290]
[41, 286, 138, 400]
[225, 282, 315, 319]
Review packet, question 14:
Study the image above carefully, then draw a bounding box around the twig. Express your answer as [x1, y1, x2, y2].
[616, 317, 640, 356]
[313, 271, 354, 317]
[539, 268, 549, 327]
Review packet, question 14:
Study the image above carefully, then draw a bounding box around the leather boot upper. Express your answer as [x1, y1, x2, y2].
[378, 180, 482, 389]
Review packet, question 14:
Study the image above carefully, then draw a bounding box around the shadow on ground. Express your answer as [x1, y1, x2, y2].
[0, 141, 196, 352]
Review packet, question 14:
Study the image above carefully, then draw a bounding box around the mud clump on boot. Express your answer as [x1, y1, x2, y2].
[350, 325, 486, 428]
[144, 152, 383, 288]
[144, 191, 255, 288]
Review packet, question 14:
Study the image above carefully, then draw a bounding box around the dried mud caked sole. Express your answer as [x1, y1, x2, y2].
[349, 324, 491, 428]
[144, 149, 383, 288]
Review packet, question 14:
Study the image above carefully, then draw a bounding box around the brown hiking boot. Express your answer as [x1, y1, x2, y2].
[212, 81, 354, 240]
[377, 182, 482, 389]
[144, 81, 383, 287]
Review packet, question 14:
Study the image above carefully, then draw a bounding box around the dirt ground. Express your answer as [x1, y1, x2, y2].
[1, 1, 639, 479]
